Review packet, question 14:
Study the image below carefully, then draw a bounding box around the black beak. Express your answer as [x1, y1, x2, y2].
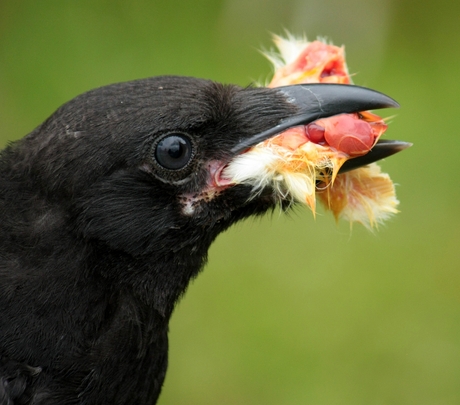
[231, 83, 403, 156]
[338, 140, 412, 173]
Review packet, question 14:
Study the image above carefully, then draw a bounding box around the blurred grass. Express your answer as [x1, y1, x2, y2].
[1, 0, 459, 404]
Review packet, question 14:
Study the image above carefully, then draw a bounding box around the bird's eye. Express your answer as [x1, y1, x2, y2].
[154, 133, 193, 170]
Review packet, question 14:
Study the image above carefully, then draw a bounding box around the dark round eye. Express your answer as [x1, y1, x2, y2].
[154, 133, 193, 170]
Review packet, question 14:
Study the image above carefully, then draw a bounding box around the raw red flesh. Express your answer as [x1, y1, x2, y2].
[305, 123, 326, 144]
[308, 114, 376, 156]
[272, 112, 387, 158]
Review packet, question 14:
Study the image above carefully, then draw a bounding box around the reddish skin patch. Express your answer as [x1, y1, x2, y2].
[207, 160, 233, 188]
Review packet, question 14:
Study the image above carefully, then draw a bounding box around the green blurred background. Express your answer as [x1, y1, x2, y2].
[1, 0, 459, 404]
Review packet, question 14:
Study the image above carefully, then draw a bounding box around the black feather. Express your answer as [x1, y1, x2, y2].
[0, 76, 296, 404]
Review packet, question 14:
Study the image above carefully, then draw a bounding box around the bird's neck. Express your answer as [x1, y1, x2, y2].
[87, 235, 211, 318]
[73, 244, 211, 403]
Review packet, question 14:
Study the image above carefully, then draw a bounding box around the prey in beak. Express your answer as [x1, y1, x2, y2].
[222, 36, 411, 228]
[230, 83, 401, 154]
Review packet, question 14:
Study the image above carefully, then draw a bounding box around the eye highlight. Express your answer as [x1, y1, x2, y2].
[154, 133, 193, 170]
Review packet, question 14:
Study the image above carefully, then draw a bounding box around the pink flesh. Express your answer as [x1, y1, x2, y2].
[304, 114, 379, 156]
[316, 114, 374, 156]
[305, 123, 326, 144]
[270, 113, 380, 157]
[207, 160, 234, 188]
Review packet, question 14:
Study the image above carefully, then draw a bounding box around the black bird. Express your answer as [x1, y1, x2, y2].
[0, 76, 403, 404]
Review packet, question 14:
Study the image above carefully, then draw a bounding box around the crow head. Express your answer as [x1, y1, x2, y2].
[5, 76, 401, 314]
